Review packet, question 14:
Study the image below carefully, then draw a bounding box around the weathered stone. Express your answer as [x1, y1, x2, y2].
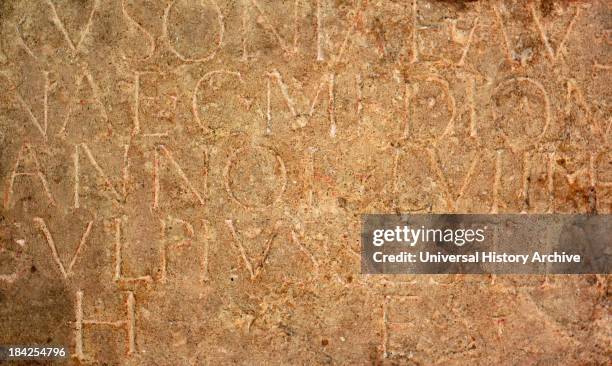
[0, 0, 609, 364]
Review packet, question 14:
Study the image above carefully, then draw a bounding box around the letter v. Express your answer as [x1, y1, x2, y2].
[529, 3, 581, 65]
[45, 0, 99, 53]
[427, 148, 482, 211]
[225, 219, 278, 280]
[33, 217, 94, 279]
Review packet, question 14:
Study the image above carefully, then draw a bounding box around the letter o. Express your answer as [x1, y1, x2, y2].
[163, 0, 224, 62]
[223, 145, 287, 210]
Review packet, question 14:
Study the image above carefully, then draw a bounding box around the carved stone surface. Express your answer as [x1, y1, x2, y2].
[0, 0, 610, 364]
